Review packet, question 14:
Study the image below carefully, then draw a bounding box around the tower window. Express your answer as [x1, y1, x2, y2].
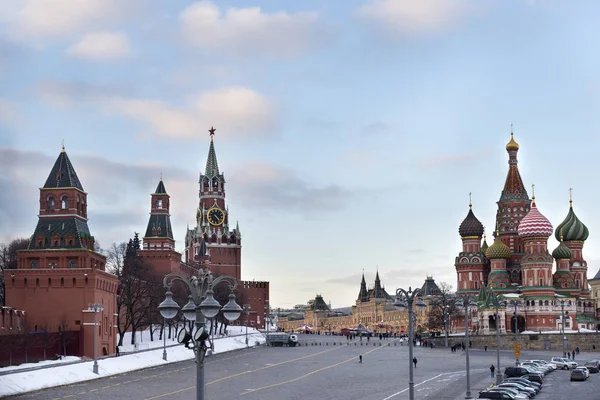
[61, 196, 68, 209]
[31, 261, 38, 269]
[48, 196, 55, 210]
[157, 199, 163, 209]
[69, 260, 76, 269]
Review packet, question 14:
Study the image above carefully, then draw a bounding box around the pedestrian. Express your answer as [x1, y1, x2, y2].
[593, 345, 596, 350]
[116, 346, 120, 357]
[572, 350, 576, 360]
[490, 364, 495, 378]
[413, 356, 418, 368]
[484, 345, 488, 352]
[576, 347, 580, 355]
[359, 355, 362, 364]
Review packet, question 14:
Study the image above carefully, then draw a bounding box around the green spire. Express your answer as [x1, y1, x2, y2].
[205, 127, 220, 178]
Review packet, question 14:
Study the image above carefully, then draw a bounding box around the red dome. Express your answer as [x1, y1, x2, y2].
[518, 200, 553, 238]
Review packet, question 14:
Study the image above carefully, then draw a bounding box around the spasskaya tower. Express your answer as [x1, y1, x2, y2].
[184, 127, 241, 280]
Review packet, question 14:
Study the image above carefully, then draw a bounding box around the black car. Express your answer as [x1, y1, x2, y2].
[584, 360, 600, 373]
[479, 390, 518, 400]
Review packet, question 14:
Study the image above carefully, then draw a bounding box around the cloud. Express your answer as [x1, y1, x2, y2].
[65, 31, 131, 61]
[355, 0, 471, 35]
[179, 1, 323, 58]
[1, 0, 126, 45]
[228, 161, 352, 212]
[0, 99, 17, 126]
[35, 82, 275, 139]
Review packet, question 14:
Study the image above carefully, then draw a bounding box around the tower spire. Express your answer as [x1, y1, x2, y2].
[205, 126, 220, 178]
[469, 192, 472, 209]
[569, 187, 573, 208]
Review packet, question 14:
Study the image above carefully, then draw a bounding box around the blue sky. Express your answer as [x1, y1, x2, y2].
[2, 0, 600, 308]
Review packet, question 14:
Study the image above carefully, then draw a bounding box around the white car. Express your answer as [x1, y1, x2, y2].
[551, 356, 578, 369]
[529, 359, 557, 370]
[575, 366, 590, 378]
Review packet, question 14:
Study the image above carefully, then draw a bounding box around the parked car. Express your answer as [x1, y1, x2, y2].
[486, 387, 529, 400]
[505, 366, 532, 378]
[478, 390, 519, 400]
[570, 368, 588, 381]
[584, 360, 600, 373]
[520, 362, 550, 375]
[496, 383, 536, 398]
[504, 377, 541, 392]
[527, 360, 556, 371]
[575, 366, 590, 378]
[551, 357, 577, 370]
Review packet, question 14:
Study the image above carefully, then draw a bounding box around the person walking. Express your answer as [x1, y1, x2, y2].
[484, 345, 488, 352]
[359, 355, 362, 364]
[413, 356, 418, 368]
[490, 364, 496, 378]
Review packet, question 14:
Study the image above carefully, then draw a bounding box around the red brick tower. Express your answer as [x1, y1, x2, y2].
[138, 178, 182, 276]
[5, 145, 118, 358]
[495, 131, 531, 285]
[455, 198, 487, 295]
[184, 127, 241, 280]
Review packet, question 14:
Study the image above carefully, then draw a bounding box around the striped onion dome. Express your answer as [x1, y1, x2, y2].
[485, 236, 511, 259]
[552, 241, 572, 260]
[518, 198, 553, 238]
[554, 203, 589, 242]
[458, 205, 484, 238]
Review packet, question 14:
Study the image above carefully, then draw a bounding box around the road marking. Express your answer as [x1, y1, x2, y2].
[381, 373, 445, 400]
[89, 389, 99, 392]
[240, 344, 386, 396]
[102, 385, 111, 389]
[144, 386, 195, 400]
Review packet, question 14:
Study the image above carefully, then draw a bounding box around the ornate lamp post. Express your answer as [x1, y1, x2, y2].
[555, 296, 568, 358]
[488, 291, 506, 385]
[86, 303, 104, 374]
[158, 268, 242, 400]
[393, 287, 427, 400]
[456, 296, 477, 400]
[508, 299, 521, 365]
[162, 317, 168, 361]
[243, 304, 251, 347]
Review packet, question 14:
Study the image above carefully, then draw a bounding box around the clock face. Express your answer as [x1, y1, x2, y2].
[207, 207, 225, 226]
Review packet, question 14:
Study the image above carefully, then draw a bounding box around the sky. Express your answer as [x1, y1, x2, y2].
[2, 0, 600, 309]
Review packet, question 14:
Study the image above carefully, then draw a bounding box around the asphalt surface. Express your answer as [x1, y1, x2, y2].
[8, 335, 600, 400]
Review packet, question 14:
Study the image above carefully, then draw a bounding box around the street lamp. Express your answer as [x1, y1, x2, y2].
[456, 296, 477, 400]
[508, 299, 521, 366]
[88, 303, 104, 374]
[158, 268, 242, 400]
[243, 304, 251, 347]
[443, 304, 450, 348]
[162, 318, 167, 361]
[487, 291, 506, 385]
[393, 286, 427, 400]
[555, 297, 569, 358]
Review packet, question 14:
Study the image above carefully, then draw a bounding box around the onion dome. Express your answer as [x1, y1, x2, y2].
[554, 199, 589, 242]
[481, 235, 489, 254]
[506, 132, 519, 152]
[486, 235, 511, 259]
[552, 240, 572, 260]
[518, 197, 553, 238]
[459, 203, 484, 238]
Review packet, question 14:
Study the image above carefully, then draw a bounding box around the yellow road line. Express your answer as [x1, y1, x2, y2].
[101, 385, 111, 389]
[241, 345, 386, 396]
[144, 386, 195, 400]
[89, 389, 99, 392]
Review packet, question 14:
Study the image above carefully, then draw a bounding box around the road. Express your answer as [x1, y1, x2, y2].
[9, 335, 600, 400]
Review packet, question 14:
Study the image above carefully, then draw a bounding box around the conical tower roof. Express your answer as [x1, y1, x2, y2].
[358, 271, 368, 302]
[43, 145, 84, 191]
[500, 131, 529, 201]
[154, 178, 167, 194]
[205, 127, 220, 178]
[481, 235, 489, 254]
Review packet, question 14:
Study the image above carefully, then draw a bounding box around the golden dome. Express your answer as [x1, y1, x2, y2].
[506, 132, 519, 151]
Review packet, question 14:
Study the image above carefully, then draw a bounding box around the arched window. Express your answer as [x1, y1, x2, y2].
[544, 300, 549, 306]
[48, 196, 55, 210]
[69, 260, 76, 269]
[156, 199, 163, 209]
[538, 300, 543, 306]
[578, 301, 582, 307]
[61, 196, 68, 209]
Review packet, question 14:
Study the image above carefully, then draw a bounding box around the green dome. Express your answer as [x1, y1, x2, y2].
[481, 236, 489, 254]
[485, 236, 511, 259]
[552, 241, 572, 260]
[555, 204, 589, 242]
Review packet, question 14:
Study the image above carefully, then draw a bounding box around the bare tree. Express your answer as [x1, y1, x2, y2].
[426, 282, 459, 346]
[58, 314, 75, 357]
[0, 238, 29, 306]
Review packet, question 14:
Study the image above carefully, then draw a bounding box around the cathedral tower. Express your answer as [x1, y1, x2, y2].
[495, 131, 531, 285]
[184, 127, 241, 279]
[455, 199, 487, 294]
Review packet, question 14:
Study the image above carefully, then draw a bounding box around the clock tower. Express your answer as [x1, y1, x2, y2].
[184, 127, 241, 280]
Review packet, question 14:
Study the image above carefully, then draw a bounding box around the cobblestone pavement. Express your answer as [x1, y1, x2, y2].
[9, 335, 600, 400]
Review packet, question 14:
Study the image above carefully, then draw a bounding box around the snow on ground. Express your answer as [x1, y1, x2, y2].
[0, 326, 265, 397]
[0, 356, 81, 372]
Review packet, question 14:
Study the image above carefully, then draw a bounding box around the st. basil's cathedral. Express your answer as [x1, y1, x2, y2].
[454, 132, 598, 334]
